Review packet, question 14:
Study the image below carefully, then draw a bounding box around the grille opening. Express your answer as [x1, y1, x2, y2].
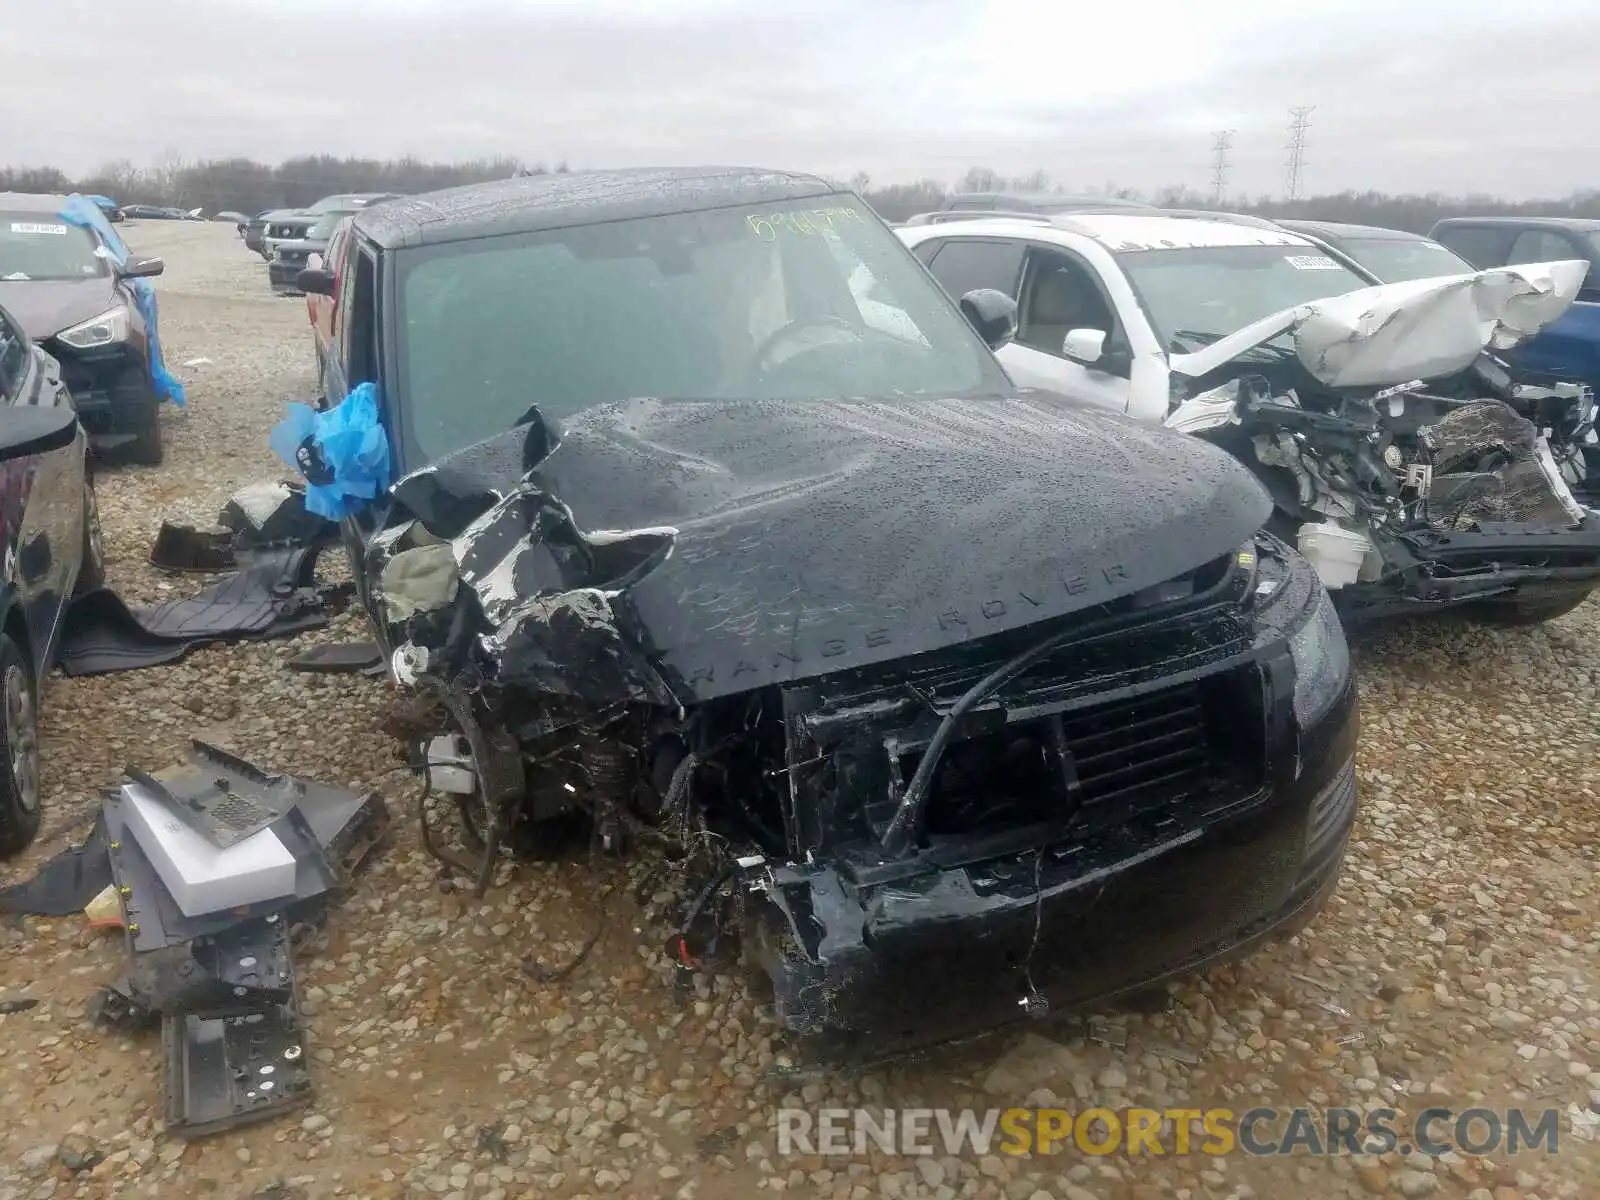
[905, 670, 1262, 842]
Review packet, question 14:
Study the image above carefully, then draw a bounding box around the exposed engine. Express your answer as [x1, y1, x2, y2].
[1177, 370, 1596, 609]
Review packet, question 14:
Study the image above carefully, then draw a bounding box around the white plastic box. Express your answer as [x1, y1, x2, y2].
[120, 781, 298, 916]
[1297, 521, 1372, 590]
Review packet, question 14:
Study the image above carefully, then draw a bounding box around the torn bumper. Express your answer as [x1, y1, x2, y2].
[744, 602, 1359, 1056]
[1336, 516, 1600, 620]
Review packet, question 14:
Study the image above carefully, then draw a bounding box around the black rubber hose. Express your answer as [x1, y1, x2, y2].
[878, 588, 1217, 857]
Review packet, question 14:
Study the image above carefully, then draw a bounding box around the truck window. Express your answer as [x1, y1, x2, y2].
[1508, 229, 1583, 266]
[1432, 225, 1513, 269]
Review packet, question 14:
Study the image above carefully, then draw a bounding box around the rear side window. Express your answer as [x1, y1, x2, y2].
[1508, 228, 1583, 265]
[925, 239, 1026, 300]
[1432, 225, 1513, 268]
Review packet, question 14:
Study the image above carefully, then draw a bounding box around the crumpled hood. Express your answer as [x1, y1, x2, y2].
[1170, 259, 1590, 390]
[392, 394, 1270, 702]
[0, 277, 120, 340]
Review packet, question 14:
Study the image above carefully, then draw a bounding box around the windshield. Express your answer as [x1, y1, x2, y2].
[1337, 236, 1474, 283]
[308, 211, 353, 239]
[0, 215, 107, 281]
[1118, 244, 1370, 352]
[394, 194, 1003, 462]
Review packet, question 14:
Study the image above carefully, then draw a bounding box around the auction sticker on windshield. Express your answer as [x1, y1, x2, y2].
[1284, 254, 1342, 270]
[9, 223, 68, 236]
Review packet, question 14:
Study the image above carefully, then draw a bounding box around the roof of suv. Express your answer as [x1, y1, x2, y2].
[1432, 216, 1600, 232]
[1276, 219, 1431, 242]
[942, 191, 1158, 213]
[910, 212, 1312, 252]
[354, 167, 837, 249]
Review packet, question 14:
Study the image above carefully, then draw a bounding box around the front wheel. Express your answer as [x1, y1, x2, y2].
[114, 369, 164, 466]
[75, 474, 106, 594]
[0, 633, 42, 857]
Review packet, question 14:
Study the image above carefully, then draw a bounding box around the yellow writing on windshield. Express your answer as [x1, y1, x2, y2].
[746, 207, 864, 242]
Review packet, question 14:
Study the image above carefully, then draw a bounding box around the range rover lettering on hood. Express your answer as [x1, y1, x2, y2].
[388, 394, 1272, 703]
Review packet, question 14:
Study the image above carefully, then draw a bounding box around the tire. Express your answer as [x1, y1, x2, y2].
[75, 474, 106, 595]
[113, 369, 164, 466]
[1474, 583, 1594, 627]
[0, 633, 42, 857]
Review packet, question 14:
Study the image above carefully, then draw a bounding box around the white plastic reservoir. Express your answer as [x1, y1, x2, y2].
[1297, 521, 1373, 590]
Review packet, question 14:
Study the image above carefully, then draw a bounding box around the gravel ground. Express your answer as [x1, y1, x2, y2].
[1, 222, 1597, 1200]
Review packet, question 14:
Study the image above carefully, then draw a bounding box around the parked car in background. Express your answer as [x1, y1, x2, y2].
[1275, 220, 1472, 284]
[270, 203, 388, 296]
[87, 195, 123, 223]
[0, 193, 172, 462]
[290, 167, 1358, 1054]
[215, 210, 250, 227]
[0, 300, 102, 854]
[244, 209, 283, 254]
[903, 191, 1158, 227]
[900, 211, 1600, 623]
[1426, 217, 1600, 394]
[261, 194, 399, 262]
[121, 205, 194, 221]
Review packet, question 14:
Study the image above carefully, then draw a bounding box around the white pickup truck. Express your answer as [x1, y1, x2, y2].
[897, 211, 1600, 623]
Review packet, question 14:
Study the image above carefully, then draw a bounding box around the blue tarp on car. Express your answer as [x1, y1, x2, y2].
[58, 193, 186, 407]
[270, 382, 392, 520]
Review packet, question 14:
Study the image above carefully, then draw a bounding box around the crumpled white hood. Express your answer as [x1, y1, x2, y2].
[1169, 259, 1590, 390]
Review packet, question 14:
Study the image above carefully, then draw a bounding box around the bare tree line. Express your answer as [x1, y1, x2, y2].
[855, 167, 1600, 232]
[0, 154, 560, 215]
[3, 155, 1598, 233]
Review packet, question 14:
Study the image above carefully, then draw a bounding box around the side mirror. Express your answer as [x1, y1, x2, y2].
[297, 267, 336, 297]
[117, 256, 164, 280]
[1062, 328, 1107, 366]
[0, 405, 80, 462]
[958, 288, 1018, 351]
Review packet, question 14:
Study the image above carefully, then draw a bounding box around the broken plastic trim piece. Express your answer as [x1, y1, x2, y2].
[162, 988, 312, 1136]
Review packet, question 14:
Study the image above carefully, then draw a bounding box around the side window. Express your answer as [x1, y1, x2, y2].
[0, 310, 28, 402]
[1017, 248, 1120, 362]
[1433, 226, 1513, 268]
[911, 239, 940, 266]
[1508, 229, 1583, 265]
[341, 248, 378, 387]
[925, 239, 1025, 300]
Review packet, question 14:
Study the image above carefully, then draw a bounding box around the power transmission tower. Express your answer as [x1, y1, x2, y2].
[1285, 105, 1314, 201]
[1209, 130, 1235, 205]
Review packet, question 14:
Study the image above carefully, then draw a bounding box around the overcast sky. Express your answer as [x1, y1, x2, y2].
[4, 0, 1594, 199]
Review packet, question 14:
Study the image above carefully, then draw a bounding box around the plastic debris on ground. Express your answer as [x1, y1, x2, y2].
[59, 480, 346, 677]
[270, 382, 392, 521]
[1, 741, 390, 1137]
[59, 193, 186, 407]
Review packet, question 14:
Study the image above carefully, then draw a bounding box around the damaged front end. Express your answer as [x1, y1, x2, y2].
[1167, 263, 1600, 620]
[354, 397, 1357, 1055]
